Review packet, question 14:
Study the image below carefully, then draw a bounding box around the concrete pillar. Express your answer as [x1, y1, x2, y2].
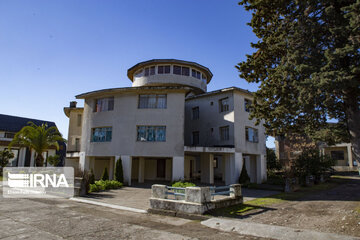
[18, 148, 26, 167]
[224, 153, 243, 185]
[200, 153, 210, 183]
[256, 154, 267, 184]
[30, 150, 35, 167]
[109, 157, 114, 180]
[185, 187, 211, 203]
[172, 156, 184, 181]
[230, 184, 242, 198]
[120, 155, 132, 186]
[347, 144, 353, 168]
[209, 154, 214, 184]
[151, 184, 167, 199]
[221, 155, 226, 182]
[138, 157, 145, 183]
[79, 152, 90, 171]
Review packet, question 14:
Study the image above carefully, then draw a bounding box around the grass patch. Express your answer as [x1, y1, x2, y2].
[209, 180, 341, 218]
[0, 176, 3, 181]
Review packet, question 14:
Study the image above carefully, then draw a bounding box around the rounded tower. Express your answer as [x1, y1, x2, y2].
[127, 59, 213, 93]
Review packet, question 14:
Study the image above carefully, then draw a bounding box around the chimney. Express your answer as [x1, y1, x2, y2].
[69, 101, 77, 108]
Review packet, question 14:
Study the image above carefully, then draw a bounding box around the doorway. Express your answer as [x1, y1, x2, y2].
[157, 159, 166, 178]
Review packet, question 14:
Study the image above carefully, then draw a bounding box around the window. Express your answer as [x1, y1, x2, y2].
[192, 131, 199, 146]
[8, 149, 19, 167]
[138, 94, 167, 109]
[220, 126, 229, 141]
[173, 65, 190, 76]
[77, 114, 82, 127]
[182, 67, 190, 76]
[75, 138, 80, 151]
[245, 99, 252, 112]
[95, 97, 114, 112]
[4, 132, 15, 139]
[144, 66, 155, 76]
[91, 127, 112, 142]
[245, 127, 258, 143]
[137, 126, 166, 142]
[158, 65, 170, 74]
[331, 151, 344, 161]
[192, 69, 201, 79]
[192, 107, 199, 120]
[219, 97, 229, 112]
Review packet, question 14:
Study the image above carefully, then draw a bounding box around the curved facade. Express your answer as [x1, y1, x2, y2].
[65, 59, 267, 186]
[127, 59, 213, 93]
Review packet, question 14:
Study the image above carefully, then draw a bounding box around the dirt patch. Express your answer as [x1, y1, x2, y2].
[210, 177, 360, 237]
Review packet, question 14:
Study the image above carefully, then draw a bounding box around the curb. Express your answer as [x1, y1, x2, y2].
[69, 197, 147, 214]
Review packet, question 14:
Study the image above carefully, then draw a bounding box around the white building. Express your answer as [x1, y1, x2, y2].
[65, 59, 267, 185]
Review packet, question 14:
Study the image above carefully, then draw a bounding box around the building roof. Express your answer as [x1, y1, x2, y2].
[0, 114, 57, 133]
[127, 59, 213, 83]
[186, 86, 253, 100]
[75, 86, 193, 99]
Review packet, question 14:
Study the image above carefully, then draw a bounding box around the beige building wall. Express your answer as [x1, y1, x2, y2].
[80, 90, 186, 158]
[66, 109, 83, 152]
[185, 91, 235, 147]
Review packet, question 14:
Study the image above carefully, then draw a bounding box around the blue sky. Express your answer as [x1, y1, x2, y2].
[0, 0, 275, 148]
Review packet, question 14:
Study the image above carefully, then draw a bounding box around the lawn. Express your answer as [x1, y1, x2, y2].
[209, 180, 341, 218]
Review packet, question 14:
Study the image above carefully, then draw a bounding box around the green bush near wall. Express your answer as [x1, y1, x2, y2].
[89, 180, 123, 192]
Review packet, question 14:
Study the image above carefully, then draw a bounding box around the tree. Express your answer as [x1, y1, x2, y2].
[101, 167, 109, 180]
[237, 1, 360, 164]
[0, 149, 14, 175]
[47, 155, 60, 166]
[239, 161, 250, 184]
[9, 122, 66, 167]
[115, 158, 124, 183]
[266, 147, 281, 170]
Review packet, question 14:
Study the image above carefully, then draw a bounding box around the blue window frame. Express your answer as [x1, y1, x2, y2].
[137, 126, 166, 142]
[92, 127, 112, 142]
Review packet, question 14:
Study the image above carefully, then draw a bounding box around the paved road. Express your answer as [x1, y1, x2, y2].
[0, 190, 265, 239]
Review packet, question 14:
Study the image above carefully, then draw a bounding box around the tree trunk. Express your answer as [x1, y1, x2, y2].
[35, 154, 44, 167]
[346, 104, 360, 166]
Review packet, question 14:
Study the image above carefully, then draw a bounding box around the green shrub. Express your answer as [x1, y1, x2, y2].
[239, 162, 250, 184]
[293, 147, 335, 181]
[115, 159, 124, 183]
[89, 180, 123, 193]
[266, 147, 282, 170]
[101, 168, 109, 180]
[172, 181, 196, 188]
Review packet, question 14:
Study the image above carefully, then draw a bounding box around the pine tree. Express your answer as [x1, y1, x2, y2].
[115, 158, 124, 183]
[237, 0, 360, 164]
[101, 167, 109, 181]
[239, 162, 250, 184]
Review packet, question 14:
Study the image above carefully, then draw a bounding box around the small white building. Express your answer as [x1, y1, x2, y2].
[64, 59, 267, 185]
[0, 114, 65, 167]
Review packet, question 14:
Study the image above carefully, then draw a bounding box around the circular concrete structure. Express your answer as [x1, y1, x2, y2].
[127, 59, 213, 93]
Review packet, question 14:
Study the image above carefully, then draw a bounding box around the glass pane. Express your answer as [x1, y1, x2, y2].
[157, 95, 167, 108]
[164, 65, 170, 73]
[139, 95, 148, 108]
[108, 97, 114, 111]
[150, 66, 155, 75]
[182, 67, 189, 76]
[137, 126, 147, 141]
[192, 69, 196, 77]
[156, 127, 166, 141]
[106, 128, 112, 141]
[158, 66, 164, 74]
[148, 95, 157, 108]
[147, 126, 155, 141]
[173, 65, 181, 75]
[144, 68, 149, 76]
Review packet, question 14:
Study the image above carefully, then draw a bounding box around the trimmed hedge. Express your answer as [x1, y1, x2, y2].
[89, 180, 123, 193]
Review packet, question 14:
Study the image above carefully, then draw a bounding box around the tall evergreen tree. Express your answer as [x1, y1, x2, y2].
[237, 0, 360, 163]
